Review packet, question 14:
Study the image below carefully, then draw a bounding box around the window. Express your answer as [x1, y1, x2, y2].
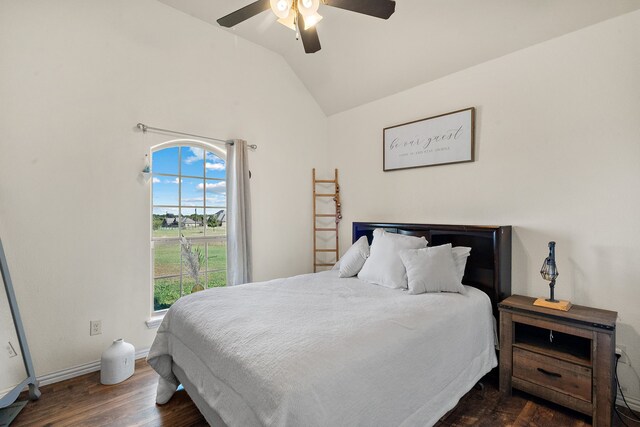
[151, 143, 226, 313]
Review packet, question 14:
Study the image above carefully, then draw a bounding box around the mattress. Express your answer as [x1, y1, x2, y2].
[147, 270, 497, 427]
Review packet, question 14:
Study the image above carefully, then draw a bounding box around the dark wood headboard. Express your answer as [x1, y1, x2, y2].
[352, 222, 512, 317]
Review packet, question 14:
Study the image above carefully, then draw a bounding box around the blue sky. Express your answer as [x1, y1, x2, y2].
[152, 146, 226, 216]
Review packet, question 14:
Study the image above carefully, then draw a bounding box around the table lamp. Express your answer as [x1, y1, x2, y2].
[533, 241, 572, 311]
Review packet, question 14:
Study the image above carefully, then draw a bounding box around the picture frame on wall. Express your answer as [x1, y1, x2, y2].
[383, 107, 475, 171]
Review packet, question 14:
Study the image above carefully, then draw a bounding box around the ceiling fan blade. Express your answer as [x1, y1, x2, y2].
[298, 12, 322, 53]
[217, 0, 271, 28]
[323, 0, 396, 19]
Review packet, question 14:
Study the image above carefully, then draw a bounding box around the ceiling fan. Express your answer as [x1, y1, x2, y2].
[217, 0, 396, 54]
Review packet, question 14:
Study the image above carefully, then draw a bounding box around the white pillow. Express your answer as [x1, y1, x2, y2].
[451, 246, 471, 282]
[338, 236, 370, 278]
[357, 229, 427, 289]
[399, 244, 464, 294]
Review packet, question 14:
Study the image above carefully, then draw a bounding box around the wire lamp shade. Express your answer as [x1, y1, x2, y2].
[540, 241, 559, 302]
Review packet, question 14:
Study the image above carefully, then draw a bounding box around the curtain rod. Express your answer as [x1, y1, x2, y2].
[136, 123, 257, 150]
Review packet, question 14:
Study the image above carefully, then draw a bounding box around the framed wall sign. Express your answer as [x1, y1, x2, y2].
[383, 107, 475, 171]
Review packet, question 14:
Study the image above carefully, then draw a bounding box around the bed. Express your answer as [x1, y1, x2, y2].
[147, 222, 512, 426]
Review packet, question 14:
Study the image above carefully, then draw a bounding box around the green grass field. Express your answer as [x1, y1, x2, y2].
[153, 223, 227, 239]
[153, 226, 227, 311]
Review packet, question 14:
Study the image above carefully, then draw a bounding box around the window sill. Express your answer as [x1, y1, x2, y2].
[146, 315, 165, 329]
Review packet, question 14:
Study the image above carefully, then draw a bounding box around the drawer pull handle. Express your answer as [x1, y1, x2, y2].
[537, 367, 562, 378]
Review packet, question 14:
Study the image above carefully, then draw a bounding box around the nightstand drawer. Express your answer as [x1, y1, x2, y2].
[513, 347, 592, 402]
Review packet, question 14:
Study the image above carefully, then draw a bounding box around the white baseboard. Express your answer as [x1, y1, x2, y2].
[617, 391, 640, 413]
[37, 348, 150, 387]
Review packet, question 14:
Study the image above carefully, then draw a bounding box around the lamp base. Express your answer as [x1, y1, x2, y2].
[533, 298, 572, 311]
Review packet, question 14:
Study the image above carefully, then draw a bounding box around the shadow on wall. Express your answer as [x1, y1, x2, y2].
[511, 229, 528, 296]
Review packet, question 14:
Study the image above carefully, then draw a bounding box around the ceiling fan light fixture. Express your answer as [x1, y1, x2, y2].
[302, 12, 323, 30]
[297, 0, 320, 17]
[219, 0, 396, 54]
[270, 0, 293, 19]
[277, 12, 297, 31]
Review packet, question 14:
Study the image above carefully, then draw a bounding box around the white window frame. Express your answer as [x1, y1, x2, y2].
[149, 139, 227, 318]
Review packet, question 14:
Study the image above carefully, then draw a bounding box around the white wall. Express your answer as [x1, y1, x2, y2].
[0, 0, 327, 377]
[328, 10, 640, 400]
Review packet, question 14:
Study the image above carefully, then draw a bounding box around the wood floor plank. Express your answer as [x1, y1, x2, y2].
[11, 361, 629, 426]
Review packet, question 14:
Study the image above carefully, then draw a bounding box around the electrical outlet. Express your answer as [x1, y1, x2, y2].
[616, 344, 628, 364]
[90, 320, 102, 336]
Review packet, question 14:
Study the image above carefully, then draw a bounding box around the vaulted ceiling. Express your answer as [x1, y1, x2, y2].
[158, 0, 640, 115]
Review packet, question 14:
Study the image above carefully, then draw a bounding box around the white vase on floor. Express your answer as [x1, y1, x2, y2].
[100, 338, 135, 385]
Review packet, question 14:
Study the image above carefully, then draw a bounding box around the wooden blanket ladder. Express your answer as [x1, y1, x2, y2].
[312, 169, 342, 272]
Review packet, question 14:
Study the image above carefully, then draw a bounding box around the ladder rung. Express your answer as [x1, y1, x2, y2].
[315, 249, 337, 252]
[315, 193, 336, 197]
[315, 264, 335, 267]
[315, 214, 335, 217]
[315, 228, 337, 231]
[315, 180, 336, 183]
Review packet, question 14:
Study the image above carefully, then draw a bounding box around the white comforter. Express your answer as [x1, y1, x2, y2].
[147, 270, 497, 427]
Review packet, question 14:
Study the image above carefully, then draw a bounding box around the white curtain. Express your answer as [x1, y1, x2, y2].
[226, 139, 252, 286]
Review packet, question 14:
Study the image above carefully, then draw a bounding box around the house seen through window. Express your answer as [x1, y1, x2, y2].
[151, 143, 226, 312]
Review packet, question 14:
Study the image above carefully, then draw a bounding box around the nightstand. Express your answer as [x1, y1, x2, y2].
[498, 295, 617, 427]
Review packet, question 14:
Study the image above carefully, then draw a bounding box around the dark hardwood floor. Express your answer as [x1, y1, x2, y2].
[11, 359, 639, 426]
[12, 360, 207, 427]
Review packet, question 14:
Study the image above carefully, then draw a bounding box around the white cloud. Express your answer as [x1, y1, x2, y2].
[168, 178, 181, 184]
[197, 181, 226, 194]
[152, 177, 161, 183]
[183, 147, 204, 164]
[182, 147, 226, 170]
[206, 193, 226, 207]
[206, 162, 225, 171]
[182, 197, 204, 203]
